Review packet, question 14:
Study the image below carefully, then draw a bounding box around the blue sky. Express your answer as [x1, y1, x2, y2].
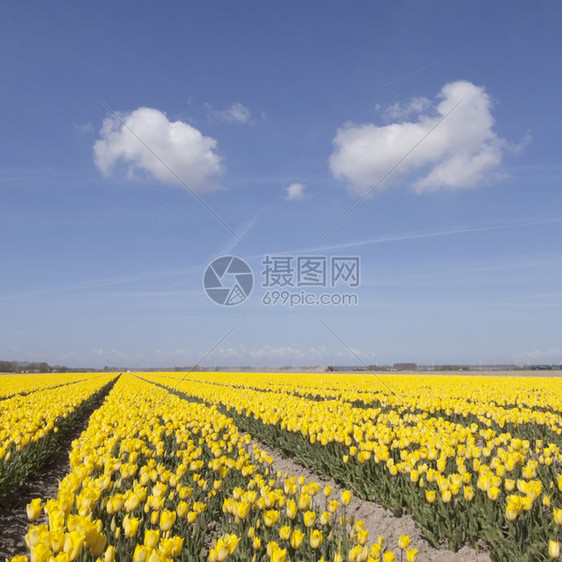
[1, 2, 561, 368]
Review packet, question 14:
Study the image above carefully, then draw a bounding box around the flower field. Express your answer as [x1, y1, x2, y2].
[0, 374, 116, 498]
[2, 371, 562, 561]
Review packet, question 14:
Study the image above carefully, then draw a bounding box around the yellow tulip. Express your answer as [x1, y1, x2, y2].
[290, 529, 305, 549]
[159, 509, 176, 531]
[263, 509, 280, 528]
[398, 535, 411, 550]
[303, 510, 316, 527]
[124, 492, 140, 513]
[26, 498, 42, 521]
[104, 545, 115, 562]
[310, 529, 323, 549]
[63, 531, 85, 561]
[406, 548, 419, 562]
[286, 499, 298, 520]
[123, 515, 140, 538]
[549, 541, 560, 558]
[279, 525, 291, 541]
[341, 490, 353, 506]
[144, 529, 160, 548]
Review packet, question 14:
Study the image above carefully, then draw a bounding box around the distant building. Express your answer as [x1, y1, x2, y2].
[393, 363, 417, 371]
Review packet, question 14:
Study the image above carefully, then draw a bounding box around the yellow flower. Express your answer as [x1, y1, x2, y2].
[310, 529, 323, 549]
[30, 543, 51, 562]
[104, 546, 115, 562]
[286, 499, 298, 520]
[298, 493, 311, 511]
[341, 490, 353, 506]
[324, 485, 333, 497]
[441, 490, 452, 503]
[267, 542, 286, 562]
[357, 529, 368, 546]
[26, 498, 42, 521]
[263, 509, 280, 528]
[383, 552, 395, 562]
[87, 530, 107, 557]
[328, 499, 339, 513]
[177, 500, 188, 519]
[398, 535, 411, 550]
[463, 486, 474, 502]
[320, 511, 331, 526]
[303, 510, 316, 527]
[159, 509, 176, 531]
[406, 548, 419, 561]
[549, 540, 560, 558]
[63, 531, 85, 561]
[279, 525, 291, 541]
[487, 486, 500, 501]
[123, 515, 140, 538]
[506, 495, 523, 522]
[133, 545, 150, 562]
[290, 529, 305, 549]
[253, 537, 261, 550]
[223, 534, 240, 555]
[554, 508, 562, 526]
[144, 529, 160, 548]
[425, 490, 436, 503]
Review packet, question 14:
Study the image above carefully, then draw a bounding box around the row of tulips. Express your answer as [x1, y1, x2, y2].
[12, 374, 411, 562]
[0, 374, 117, 498]
[0, 373, 92, 400]
[141, 372, 562, 561]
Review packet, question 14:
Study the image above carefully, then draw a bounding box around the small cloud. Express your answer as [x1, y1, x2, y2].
[75, 122, 94, 134]
[206, 102, 252, 124]
[286, 182, 307, 201]
[93, 107, 223, 192]
[330, 80, 523, 196]
[377, 96, 431, 121]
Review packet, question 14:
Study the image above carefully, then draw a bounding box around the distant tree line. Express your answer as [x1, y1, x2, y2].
[0, 360, 69, 373]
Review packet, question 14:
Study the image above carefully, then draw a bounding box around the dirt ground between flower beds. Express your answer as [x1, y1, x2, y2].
[251, 439, 492, 562]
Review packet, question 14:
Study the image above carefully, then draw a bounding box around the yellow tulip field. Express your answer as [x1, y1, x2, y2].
[2, 371, 562, 561]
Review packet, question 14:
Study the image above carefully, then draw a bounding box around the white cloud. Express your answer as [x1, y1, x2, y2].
[330, 80, 513, 196]
[286, 182, 306, 201]
[377, 96, 431, 121]
[206, 102, 252, 123]
[93, 107, 223, 192]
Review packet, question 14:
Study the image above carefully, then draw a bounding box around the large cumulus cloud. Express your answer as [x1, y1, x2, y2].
[329, 81, 511, 196]
[94, 107, 222, 192]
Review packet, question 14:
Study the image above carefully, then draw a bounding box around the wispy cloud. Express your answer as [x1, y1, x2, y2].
[272, 217, 562, 256]
[205, 102, 252, 124]
[75, 122, 94, 134]
[215, 214, 259, 257]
